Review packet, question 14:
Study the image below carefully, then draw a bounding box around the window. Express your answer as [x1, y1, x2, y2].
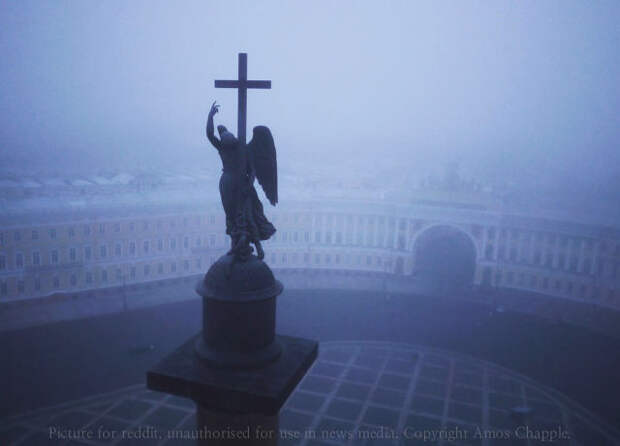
[129, 222, 135, 231]
[83, 225, 91, 236]
[17, 280, 24, 294]
[84, 246, 92, 261]
[128, 242, 135, 255]
[0, 281, 6, 295]
[70, 274, 77, 286]
[158, 239, 163, 251]
[315, 232, 321, 243]
[69, 247, 76, 262]
[210, 235, 216, 247]
[196, 258, 202, 269]
[583, 258, 591, 274]
[86, 272, 93, 284]
[570, 256, 578, 272]
[305, 232, 310, 242]
[509, 248, 517, 262]
[32, 230, 39, 240]
[158, 263, 163, 274]
[558, 254, 566, 269]
[68, 227, 75, 237]
[195, 237, 201, 247]
[143, 241, 149, 254]
[100, 246, 107, 258]
[114, 223, 120, 232]
[14, 231, 21, 241]
[485, 245, 494, 260]
[304, 253, 310, 263]
[99, 223, 105, 234]
[170, 238, 176, 250]
[184, 260, 189, 271]
[116, 269, 122, 281]
[53, 276, 60, 288]
[184, 237, 189, 249]
[506, 271, 514, 285]
[101, 270, 108, 282]
[115, 244, 121, 256]
[34, 277, 41, 291]
[498, 246, 506, 260]
[51, 250, 59, 264]
[16, 253, 23, 268]
[0, 255, 5, 270]
[32, 252, 40, 265]
[171, 262, 176, 273]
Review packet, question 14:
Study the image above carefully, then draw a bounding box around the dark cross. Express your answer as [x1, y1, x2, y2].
[214, 53, 271, 145]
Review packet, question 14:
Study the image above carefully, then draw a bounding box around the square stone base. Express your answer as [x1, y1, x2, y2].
[147, 333, 318, 415]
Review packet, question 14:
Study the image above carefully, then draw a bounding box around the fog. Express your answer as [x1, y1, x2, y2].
[1, 1, 619, 210]
[3, 3, 620, 438]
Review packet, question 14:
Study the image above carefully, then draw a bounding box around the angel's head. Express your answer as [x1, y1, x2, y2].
[218, 125, 237, 147]
[217, 125, 228, 137]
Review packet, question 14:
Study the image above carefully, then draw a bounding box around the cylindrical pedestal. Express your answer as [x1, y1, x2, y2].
[147, 255, 318, 446]
[196, 405, 278, 446]
[194, 254, 283, 368]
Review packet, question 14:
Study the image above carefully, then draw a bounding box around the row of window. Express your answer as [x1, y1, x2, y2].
[0, 216, 220, 243]
[484, 227, 616, 253]
[0, 234, 222, 269]
[483, 244, 615, 277]
[267, 251, 397, 269]
[0, 258, 205, 297]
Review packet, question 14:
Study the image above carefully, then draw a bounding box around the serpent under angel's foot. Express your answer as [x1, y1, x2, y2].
[233, 234, 252, 261]
[254, 241, 265, 260]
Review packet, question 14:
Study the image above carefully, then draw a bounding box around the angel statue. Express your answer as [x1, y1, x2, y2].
[206, 101, 277, 261]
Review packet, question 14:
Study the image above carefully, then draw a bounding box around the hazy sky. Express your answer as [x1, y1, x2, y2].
[1, 1, 619, 184]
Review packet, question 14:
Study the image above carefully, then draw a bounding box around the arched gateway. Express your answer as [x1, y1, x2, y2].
[413, 225, 477, 291]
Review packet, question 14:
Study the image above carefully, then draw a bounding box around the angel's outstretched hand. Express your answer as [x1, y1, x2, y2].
[209, 101, 220, 116]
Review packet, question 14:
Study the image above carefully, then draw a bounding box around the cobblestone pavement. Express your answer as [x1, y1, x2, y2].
[1, 342, 618, 446]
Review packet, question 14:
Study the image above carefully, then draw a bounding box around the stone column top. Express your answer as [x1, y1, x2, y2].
[196, 255, 283, 301]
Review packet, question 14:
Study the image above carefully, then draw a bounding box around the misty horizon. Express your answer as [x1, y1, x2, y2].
[1, 1, 619, 211]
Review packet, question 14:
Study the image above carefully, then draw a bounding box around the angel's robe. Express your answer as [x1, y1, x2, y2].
[208, 127, 275, 242]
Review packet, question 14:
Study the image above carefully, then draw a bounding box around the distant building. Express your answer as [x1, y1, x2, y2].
[0, 171, 619, 312]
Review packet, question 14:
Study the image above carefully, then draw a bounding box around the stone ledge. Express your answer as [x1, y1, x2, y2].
[147, 333, 318, 415]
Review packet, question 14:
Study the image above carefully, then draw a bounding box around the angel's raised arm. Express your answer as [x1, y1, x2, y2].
[206, 101, 221, 150]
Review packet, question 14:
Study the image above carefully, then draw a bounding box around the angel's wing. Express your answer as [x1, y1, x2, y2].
[247, 125, 278, 206]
